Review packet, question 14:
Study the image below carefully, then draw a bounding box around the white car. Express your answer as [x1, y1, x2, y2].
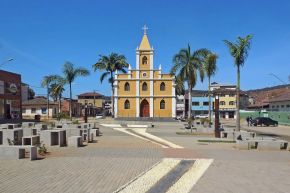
[95, 114, 104, 119]
[195, 114, 209, 119]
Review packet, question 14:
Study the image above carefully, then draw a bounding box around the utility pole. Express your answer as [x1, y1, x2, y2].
[214, 95, 220, 138]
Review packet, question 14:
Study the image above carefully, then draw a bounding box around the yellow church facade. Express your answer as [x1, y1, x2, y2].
[114, 28, 176, 118]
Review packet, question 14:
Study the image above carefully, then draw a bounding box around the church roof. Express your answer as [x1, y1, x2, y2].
[139, 34, 151, 50]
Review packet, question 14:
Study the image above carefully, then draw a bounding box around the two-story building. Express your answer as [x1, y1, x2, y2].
[211, 82, 249, 119]
[191, 90, 213, 117]
[0, 70, 22, 121]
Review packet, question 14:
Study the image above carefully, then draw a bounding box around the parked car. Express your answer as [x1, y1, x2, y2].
[195, 114, 209, 119]
[95, 113, 105, 119]
[251, 117, 278, 127]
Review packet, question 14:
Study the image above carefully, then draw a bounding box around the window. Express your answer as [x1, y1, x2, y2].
[281, 105, 285, 108]
[142, 82, 148, 91]
[220, 101, 225, 105]
[41, 108, 47, 114]
[287, 104, 290, 108]
[203, 102, 209, 106]
[220, 94, 226, 97]
[192, 102, 199, 106]
[276, 105, 279, 108]
[160, 82, 165, 91]
[160, 100, 165, 109]
[272, 106, 275, 108]
[142, 56, 148, 64]
[229, 101, 235, 106]
[143, 72, 147, 77]
[124, 82, 130, 91]
[229, 94, 235, 97]
[124, 100, 130, 109]
[31, 108, 36, 113]
[22, 108, 26, 114]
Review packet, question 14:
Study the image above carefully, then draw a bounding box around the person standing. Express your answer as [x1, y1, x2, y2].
[246, 116, 250, 127]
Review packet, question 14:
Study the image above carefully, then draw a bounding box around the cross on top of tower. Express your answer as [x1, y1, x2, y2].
[142, 25, 148, 35]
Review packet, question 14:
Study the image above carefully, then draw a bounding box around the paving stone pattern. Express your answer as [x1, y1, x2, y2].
[0, 126, 162, 193]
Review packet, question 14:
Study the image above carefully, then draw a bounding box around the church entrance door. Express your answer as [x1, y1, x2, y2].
[140, 99, 149, 117]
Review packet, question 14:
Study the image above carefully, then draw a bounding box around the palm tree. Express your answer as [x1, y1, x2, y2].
[50, 77, 66, 113]
[204, 52, 218, 127]
[41, 75, 61, 119]
[62, 62, 90, 119]
[92, 53, 129, 117]
[171, 45, 209, 119]
[224, 34, 253, 131]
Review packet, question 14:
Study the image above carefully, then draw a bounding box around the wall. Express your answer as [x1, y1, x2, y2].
[117, 98, 136, 117]
[77, 98, 104, 108]
[219, 95, 236, 109]
[153, 98, 172, 117]
[22, 106, 58, 118]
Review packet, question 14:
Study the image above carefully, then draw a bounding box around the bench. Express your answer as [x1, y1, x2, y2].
[0, 146, 26, 159]
[67, 136, 83, 147]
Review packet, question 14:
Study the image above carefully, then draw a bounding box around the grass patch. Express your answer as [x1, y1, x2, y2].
[198, 139, 236, 143]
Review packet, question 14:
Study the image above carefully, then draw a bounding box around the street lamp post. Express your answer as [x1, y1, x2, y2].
[84, 103, 88, 123]
[214, 95, 220, 138]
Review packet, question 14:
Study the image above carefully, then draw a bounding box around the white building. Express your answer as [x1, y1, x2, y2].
[269, 92, 290, 112]
[22, 97, 59, 119]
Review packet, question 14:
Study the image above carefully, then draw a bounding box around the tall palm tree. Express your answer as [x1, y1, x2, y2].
[50, 77, 66, 113]
[41, 75, 61, 119]
[204, 52, 218, 127]
[171, 45, 209, 119]
[92, 53, 129, 117]
[62, 62, 90, 119]
[224, 34, 253, 131]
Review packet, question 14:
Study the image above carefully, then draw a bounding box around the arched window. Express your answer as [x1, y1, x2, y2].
[142, 82, 148, 91]
[142, 56, 148, 65]
[124, 82, 130, 91]
[124, 100, 130, 109]
[160, 82, 165, 91]
[229, 101, 235, 106]
[160, 100, 165, 109]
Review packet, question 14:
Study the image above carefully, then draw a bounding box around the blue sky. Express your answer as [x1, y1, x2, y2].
[0, 0, 290, 98]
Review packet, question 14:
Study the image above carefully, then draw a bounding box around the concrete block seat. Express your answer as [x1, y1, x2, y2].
[91, 128, 100, 137]
[221, 130, 255, 140]
[236, 139, 288, 151]
[22, 122, 35, 128]
[40, 130, 66, 147]
[67, 136, 83, 147]
[0, 146, 26, 159]
[22, 135, 40, 146]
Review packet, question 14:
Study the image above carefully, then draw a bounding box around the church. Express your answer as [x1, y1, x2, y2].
[113, 26, 176, 119]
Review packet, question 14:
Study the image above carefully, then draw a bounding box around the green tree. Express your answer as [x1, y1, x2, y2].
[224, 34, 253, 131]
[62, 62, 90, 119]
[50, 77, 66, 113]
[171, 45, 208, 118]
[204, 52, 218, 127]
[92, 53, 129, 117]
[41, 75, 61, 119]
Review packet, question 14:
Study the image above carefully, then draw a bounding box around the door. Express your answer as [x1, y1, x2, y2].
[140, 99, 149, 117]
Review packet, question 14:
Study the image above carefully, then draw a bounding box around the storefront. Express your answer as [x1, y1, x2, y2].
[0, 70, 22, 120]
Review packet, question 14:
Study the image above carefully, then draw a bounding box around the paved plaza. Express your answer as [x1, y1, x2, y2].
[1, 120, 290, 193]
